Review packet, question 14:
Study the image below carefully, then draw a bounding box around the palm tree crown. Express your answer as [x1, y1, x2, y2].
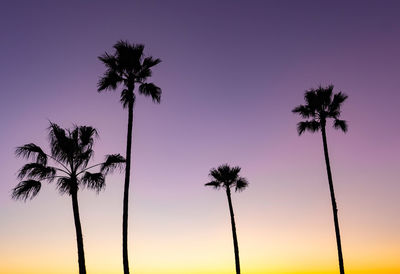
[205, 164, 249, 192]
[292, 85, 348, 135]
[12, 122, 125, 200]
[97, 40, 162, 106]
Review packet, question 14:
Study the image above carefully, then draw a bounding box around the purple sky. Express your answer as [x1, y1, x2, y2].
[1, 1, 400, 273]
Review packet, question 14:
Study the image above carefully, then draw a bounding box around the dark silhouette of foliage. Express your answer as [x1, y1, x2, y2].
[292, 85, 348, 274]
[98, 40, 162, 274]
[205, 164, 248, 274]
[12, 122, 125, 274]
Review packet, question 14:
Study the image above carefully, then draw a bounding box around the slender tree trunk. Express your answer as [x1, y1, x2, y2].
[226, 187, 241, 274]
[71, 190, 86, 274]
[123, 97, 134, 274]
[321, 125, 345, 274]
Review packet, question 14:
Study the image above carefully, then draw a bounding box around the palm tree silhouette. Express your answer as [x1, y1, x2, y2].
[12, 122, 125, 274]
[292, 85, 348, 274]
[205, 164, 249, 274]
[97, 40, 161, 274]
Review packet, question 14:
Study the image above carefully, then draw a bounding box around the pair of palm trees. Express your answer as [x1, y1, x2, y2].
[12, 39, 348, 274]
[12, 41, 161, 274]
[205, 86, 348, 274]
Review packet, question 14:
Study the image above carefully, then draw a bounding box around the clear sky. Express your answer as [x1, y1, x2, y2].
[0, 1, 399, 273]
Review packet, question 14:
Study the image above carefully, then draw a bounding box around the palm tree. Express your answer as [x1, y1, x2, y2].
[292, 85, 348, 274]
[97, 40, 161, 274]
[205, 164, 249, 274]
[12, 122, 125, 274]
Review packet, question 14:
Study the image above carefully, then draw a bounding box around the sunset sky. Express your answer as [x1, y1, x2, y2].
[0, 1, 399, 273]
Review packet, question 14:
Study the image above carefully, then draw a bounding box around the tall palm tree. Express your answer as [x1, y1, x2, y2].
[12, 122, 125, 274]
[97, 40, 161, 274]
[205, 164, 249, 274]
[292, 85, 348, 274]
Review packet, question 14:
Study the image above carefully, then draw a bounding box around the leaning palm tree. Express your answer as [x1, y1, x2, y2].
[97, 40, 161, 274]
[292, 85, 348, 274]
[205, 164, 249, 274]
[12, 122, 125, 274]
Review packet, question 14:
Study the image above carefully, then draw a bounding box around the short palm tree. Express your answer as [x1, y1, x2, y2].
[12, 122, 125, 274]
[205, 164, 249, 274]
[292, 85, 348, 274]
[97, 40, 161, 274]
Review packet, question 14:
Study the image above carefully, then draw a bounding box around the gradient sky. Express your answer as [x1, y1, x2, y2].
[1, 1, 399, 273]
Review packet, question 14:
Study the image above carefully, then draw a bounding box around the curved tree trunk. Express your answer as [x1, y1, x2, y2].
[71, 190, 86, 274]
[321, 125, 345, 274]
[123, 98, 134, 274]
[226, 187, 241, 274]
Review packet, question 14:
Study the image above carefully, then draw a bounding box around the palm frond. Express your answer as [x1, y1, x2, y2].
[209, 167, 223, 182]
[114, 40, 144, 72]
[120, 89, 135, 108]
[71, 125, 98, 169]
[319, 85, 333, 108]
[327, 109, 340, 118]
[292, 105, 314, 118]
[98, 52, 118, 71]
[230, 166, 241, 177]
[138, 83, 161, 103]
[205, 180, 221, 189]
[48, 122, 73, 163]
[304, 90, 319, 111]
[15, 143, 47, 165]
[12, 180, 41, 201]
[235, 177, 249, 192]
[81, 172, 105, 193]
[114, 40, 132, 52]
[98, 70, 122, 91]
[18, 163, 56, 181]
[296, 120, 321, 135]
[70, 126, 79, 148]
[329, 92, 348, 114]
[75, 149, 94, 169]
[142, 56, 161, 69]
[333, 119, 348, 133]
[78, 126, 98, 148]
[225, 166, 240, 185]
[101, 154, 125, 174]
[136, 57, 161, 80]
[56, 177, 74, 195]
[136, 68, 152, 81]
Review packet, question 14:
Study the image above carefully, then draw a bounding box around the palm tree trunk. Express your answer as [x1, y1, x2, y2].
[123, 98, 134, 274]
[226, 187, 241, 274]
[321, 125, 345, 274]
[71, 190, 87, 274]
